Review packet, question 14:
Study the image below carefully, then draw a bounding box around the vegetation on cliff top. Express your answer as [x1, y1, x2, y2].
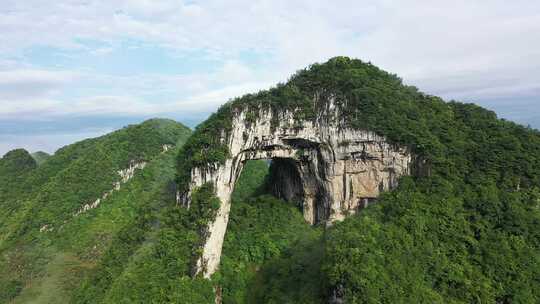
[178, 56, 540, 192]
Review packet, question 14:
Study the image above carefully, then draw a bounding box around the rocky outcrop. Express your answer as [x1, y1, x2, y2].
[181, 98, 412, 278]
[74, 160, 146, 216]
[162, 144, 173, 153]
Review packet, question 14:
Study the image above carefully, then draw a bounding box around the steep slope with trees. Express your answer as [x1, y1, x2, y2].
[0, 119, 192, 303]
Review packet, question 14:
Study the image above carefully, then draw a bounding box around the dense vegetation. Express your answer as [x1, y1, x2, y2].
[0, 119, 192, 303]
[72, 166, 218, 304]
[2, 119, 190, 241]
[30, 151, 51, 166]
[0, 149, 38, 222]
[177, 57, 540, 303]
[215, 160, 325, 304]
[321, 102, 540, 303]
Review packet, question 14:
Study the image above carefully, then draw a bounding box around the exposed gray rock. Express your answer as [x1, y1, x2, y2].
[329, 284, 345, 304]
[162, 144, 173, 153]
[181, 98, 412, 278]
[74, 160, 146, 216]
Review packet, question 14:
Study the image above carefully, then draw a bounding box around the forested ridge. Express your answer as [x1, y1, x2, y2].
[0, 119, 192, 303]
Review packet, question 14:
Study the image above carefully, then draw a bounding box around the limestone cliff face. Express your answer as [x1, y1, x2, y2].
[181, 98, 412, 278]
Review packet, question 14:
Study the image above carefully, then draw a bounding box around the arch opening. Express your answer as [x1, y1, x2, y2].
[231, 157, 318, 223]
[232, 154, 329, 225]
[267, 158, 305, 212]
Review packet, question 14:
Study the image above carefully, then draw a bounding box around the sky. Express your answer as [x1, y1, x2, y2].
[1, 0, 539, 155]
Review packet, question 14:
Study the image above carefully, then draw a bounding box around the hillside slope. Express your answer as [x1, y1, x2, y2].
[0, 119, 191, 303]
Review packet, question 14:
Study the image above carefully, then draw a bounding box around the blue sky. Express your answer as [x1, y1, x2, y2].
[1, 0, 539, 155]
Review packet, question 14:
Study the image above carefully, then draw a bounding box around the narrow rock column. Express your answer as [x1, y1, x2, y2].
[191, 159, 242, 278]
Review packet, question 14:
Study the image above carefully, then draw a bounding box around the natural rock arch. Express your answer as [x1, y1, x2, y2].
[179, 100, 412, 278]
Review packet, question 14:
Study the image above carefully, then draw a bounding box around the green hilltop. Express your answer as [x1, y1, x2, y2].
[30, 151, 51, 166]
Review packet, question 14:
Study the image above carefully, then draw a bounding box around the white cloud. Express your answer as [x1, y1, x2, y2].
[90, 47, 115, 56]
[0, 70, 75, 84]
[2, 1, 539, 91]
[0, 59, 273, 119]
[0, 69, 78, 99]
[0, 79, 273, 120]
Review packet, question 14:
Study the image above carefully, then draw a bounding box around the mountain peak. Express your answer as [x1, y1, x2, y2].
[1, 148, 37, 172]
[31, 151, 51, 166]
